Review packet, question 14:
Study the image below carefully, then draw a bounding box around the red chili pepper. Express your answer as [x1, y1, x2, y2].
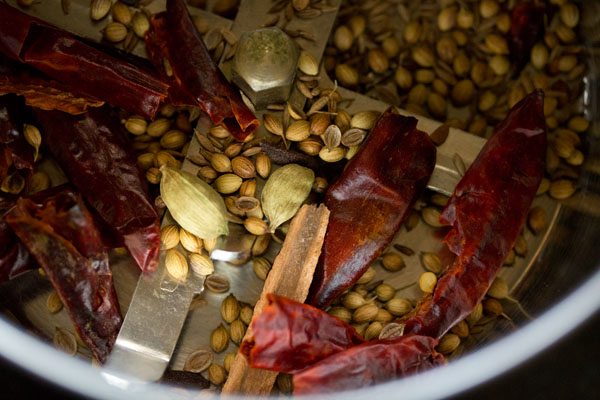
[293, 335, 444, 394]
[508, 2, 546, 72]
[403, 90, 546, 339]
[145, 0, 259, 141]
[0, 95, 33, 183]
[241, 93, 545, 394]
[240, 295, 443, 394]
[22, 25, 168, 119]
[1, 52, 104, 115]
[308, 110, 436, 308]
[5, 186, 122, 362]
[0, 2, 168, 119]
[0, 90, 40, 280]
[34, 108, 161, 273]
[0, 195, 36, 282]
[241, 294, 364, 374]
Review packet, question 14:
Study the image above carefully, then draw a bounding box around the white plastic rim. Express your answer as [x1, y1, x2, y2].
[0, 268, 598, 400]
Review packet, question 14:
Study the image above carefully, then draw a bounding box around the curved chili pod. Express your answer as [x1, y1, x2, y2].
[0, 54, 105, 115]
[293, 335, 444, 395]
[508, 2, 546, 72]
[1, 186, 87, 282]
[35, 108, 160, 272]
[308, 110, 436, 308]
[145, 0, 259, 141]
[0, 94, 33, 183]
[241, 294, 364, 374]
[22, 25, 168, 119]
[5, 187, 122, 362]
[0, 195, 36, 282]
[0, 2, 167, 118]
[404, 90, 546, 339]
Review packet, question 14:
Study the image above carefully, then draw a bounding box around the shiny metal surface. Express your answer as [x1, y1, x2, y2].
[103, 222, 253, 384]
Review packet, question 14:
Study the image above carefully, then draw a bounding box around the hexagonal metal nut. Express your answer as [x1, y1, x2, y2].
[232, 27, 299, 110]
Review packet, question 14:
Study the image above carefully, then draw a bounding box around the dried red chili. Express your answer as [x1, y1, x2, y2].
[508, 2, 546, 72]
[145, 0, 259, 141]
[0, 94, 33, 184]
[308, 110, 436, 308]
[0, 53, 105, 115]
[0, 2, 168, 119]
[293, 335, 444, 394]
[1, 186, 93, 283]
[22, 25, 168, 119]
[0, 194, 36, 282]
[241, 294, 364, 374]
[403, 90, 546, 339]
[34, 108, 160, 273]
[5, 186, 122, 362]
[240, 295, 443, 393]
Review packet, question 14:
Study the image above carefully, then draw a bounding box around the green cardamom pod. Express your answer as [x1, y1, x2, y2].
[261, 164, 314, 232]
[160, 166, 228, 239]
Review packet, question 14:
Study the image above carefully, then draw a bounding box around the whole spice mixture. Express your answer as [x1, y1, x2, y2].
[0, 0, 594, 396]
[239, 91, 546, 394]
[0, 1, 169, 118]
[324, 0, 587, 200]
[145, 0, 259, 140]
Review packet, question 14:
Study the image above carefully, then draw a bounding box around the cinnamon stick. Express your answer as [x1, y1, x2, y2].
[222, 204, 330, 395]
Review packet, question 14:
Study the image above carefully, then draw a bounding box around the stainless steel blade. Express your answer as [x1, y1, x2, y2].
[102, 252, 204, 385]
[102, 221, 254, 385]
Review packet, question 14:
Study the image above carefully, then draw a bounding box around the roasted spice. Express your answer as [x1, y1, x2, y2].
[208, 363, 227, 385]
[352, 303, 378, 324]
[223, 205, 330, 395]
[261, 164, 315, 232]
[230, 319, 246, 344]
[160, 167, 229, 239]
[420, 252, 443, 274]
[53, 327, 78, 356]
[385, 298, 412, 317]
[221, 294, 241, 324]
[165, 249, 188, 282]
[189, 253, 214, 276]
[252, 257, 272, 281]
[46, 291, 63, 314]
[210, 324, 229, 353]
[184, 348, 213, 373]
[240, 304, 254, 326]
[205, 274, 231, 293]
[381, 252, 404, 272]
